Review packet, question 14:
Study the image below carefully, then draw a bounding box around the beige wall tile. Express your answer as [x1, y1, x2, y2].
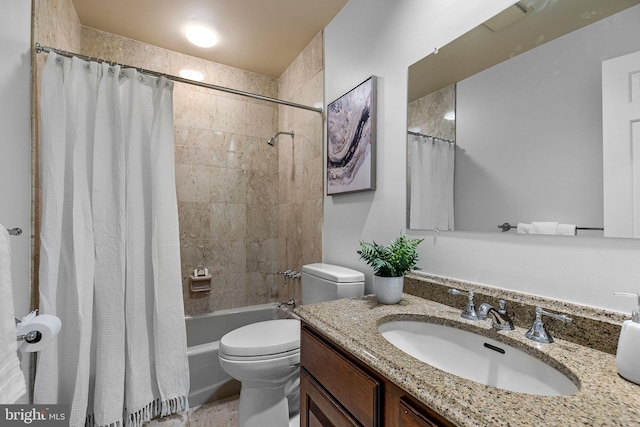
[249, 137, 278, 172]
[302, 199, 323, 265]
[304, 157, 324, 201]
[209, 238, 246, 274]
[245, 101, 277, 139]
[174, 127, 215, 167]
[247, 204, 278, 241]
[210, 203, 247, 241]
[246, 238, 278, 274]
[80, 27, 124, 64]
[276, 31, 324, 302]
[178, 201, 211, 240]
[212, 96, 247, 135]
[173, 85, 214, 129]
[122, 39, 171, 73]
[175, 164, 210, 203]
[210, 167, 247, 204]
[247, 169, 278, 206]
[209, 133, 249, 170]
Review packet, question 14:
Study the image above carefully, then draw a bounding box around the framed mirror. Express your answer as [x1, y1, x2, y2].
[406, 0, 640, 237]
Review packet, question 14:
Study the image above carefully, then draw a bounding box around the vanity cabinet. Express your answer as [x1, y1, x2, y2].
[300, 324, 455, 427]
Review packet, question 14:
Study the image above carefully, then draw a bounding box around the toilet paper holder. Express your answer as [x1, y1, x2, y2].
[15, 317, 43, 343]
[14, 311, 62, 352]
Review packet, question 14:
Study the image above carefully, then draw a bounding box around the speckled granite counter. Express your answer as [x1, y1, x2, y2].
[295, 293, 640, 426]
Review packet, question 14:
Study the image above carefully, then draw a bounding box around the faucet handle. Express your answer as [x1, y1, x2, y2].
[498, 299, 508, 313]
[448, 289, 475, 299]
[448, 289, 479, 321]
[525, 307, 572, 343]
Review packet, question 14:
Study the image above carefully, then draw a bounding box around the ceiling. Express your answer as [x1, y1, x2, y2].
[70, 0, 349, 78]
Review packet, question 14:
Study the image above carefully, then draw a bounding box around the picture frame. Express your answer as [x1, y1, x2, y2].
[326, 76, 377, 195]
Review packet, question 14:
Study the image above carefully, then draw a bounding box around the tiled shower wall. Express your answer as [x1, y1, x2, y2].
[407, 84, 456, 141]
[277, 33, 324, 302]
[32, 0, 324, 315]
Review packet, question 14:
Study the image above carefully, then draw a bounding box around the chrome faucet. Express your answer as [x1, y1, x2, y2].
[525, 307, 573, 343]
[478, 300, 514, 331]
[448, 289, 479, 321]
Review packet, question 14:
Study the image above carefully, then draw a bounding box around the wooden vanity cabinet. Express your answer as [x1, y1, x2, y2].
[300, 324, 455, 427]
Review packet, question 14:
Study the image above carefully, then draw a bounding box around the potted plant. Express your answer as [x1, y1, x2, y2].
[357, 234, 424, 304]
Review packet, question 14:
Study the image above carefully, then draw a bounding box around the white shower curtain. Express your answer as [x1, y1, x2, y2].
[409, 134, 455, 230]
[35, 52, 189, 427]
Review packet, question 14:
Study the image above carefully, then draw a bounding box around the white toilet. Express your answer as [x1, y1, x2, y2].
[218, 263, 365, 427]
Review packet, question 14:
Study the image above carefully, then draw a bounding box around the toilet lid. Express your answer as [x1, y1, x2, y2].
[219, 319, 300, 357]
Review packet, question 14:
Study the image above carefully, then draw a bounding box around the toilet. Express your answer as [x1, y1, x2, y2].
[218, 263, 365, 427]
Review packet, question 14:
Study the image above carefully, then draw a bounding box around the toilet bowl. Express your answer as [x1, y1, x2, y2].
[219, 319, 300, 427]
[219, 263, 365, 427]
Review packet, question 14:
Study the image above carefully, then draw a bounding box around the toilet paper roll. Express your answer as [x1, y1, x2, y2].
[16, 314, 62, 352]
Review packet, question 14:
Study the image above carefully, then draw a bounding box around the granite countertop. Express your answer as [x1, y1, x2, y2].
[295, 293, 640, 426]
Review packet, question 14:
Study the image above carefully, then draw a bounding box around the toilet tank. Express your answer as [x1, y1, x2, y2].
[301, 263, 365, 304]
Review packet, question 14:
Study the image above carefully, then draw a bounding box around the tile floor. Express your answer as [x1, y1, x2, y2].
[146, 395, 239, 426]
[145, 395, 300, 427]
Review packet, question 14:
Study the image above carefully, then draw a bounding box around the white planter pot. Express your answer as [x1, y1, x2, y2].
[374, 275, 404, 304]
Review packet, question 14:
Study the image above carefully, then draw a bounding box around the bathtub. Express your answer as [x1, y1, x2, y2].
[185, 302, 280, 407]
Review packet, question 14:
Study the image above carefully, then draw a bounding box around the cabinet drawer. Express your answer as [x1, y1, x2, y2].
[398, 398, 455, 427]
[301, 327, 381, 427]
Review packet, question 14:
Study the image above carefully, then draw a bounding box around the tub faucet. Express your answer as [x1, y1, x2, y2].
[277, 299, 297, 309]
[478, 300, 514, 331]
[448, 289, 479, 321]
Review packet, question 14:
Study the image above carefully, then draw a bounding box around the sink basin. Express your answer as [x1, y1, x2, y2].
[378, 320, 579, 396]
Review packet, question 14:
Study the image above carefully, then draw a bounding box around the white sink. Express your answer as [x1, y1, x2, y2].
[378, 320, 579, 396]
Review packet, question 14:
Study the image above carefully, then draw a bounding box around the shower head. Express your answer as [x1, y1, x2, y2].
[267, 130, 295, 146]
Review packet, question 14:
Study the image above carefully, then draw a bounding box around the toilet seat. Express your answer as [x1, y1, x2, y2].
[219, 319, 300, 359]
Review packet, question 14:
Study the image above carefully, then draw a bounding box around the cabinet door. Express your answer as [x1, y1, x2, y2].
[300, 368, 359, 427]
[301, 327, 381, 426]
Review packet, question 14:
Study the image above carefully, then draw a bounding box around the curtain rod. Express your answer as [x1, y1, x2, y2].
[34, 43, 324, 115]
[408, 130, 455, 144]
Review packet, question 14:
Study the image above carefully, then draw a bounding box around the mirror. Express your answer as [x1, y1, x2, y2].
[407, 0, 640, 236]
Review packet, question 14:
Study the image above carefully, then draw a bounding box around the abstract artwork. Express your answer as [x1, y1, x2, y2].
[327, 76, 376, 195]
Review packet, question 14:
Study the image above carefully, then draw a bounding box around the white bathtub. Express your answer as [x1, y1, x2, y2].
[185, 302, 279, 407]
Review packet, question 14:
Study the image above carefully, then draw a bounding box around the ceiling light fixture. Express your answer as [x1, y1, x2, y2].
[444, 111, 455, 121]
[185, 24, 218, 48]
[179, 69, 205, 82]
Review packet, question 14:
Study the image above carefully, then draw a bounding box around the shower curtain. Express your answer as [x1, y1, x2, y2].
[409, 134, 455, 230]
[35, 52, 189, 427]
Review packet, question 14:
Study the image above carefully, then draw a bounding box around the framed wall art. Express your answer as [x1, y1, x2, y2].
[326, 76, 376, 195]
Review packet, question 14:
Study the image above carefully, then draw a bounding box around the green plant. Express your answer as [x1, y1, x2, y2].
[357, 234, 424, 277]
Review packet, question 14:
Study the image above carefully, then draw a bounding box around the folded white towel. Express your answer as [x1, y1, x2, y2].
[517, 223, 530, 234]
[557, 224, 577, 236]
[0, 225, 27, 404]
[530, 221, 559, 235]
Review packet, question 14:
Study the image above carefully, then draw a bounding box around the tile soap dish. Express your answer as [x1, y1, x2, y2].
[190, 268, 212, 293]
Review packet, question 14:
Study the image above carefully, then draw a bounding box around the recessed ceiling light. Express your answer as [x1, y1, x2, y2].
[179, 69, 205, 82]
[444, 111, 455, 121]
[185, 24, 218, 48]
